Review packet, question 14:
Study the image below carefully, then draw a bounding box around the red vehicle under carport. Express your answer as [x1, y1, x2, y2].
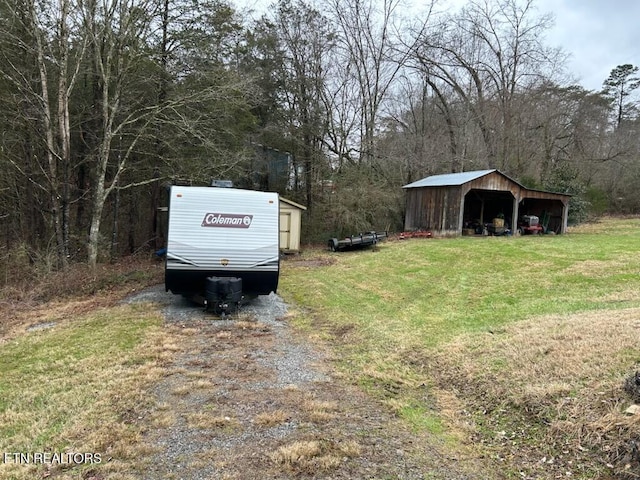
[517, 215, 544, 235]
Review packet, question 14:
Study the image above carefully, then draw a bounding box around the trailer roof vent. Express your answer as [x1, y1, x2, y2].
[210, 180, 233, 188]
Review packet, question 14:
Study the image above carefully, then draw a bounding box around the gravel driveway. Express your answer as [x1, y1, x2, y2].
[125, 286, 483, 480]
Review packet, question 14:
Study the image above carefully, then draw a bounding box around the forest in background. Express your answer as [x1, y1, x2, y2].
[1, 0, 639, 272]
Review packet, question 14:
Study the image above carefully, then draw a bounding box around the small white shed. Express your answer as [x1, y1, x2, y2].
[279, 197, 306, 253]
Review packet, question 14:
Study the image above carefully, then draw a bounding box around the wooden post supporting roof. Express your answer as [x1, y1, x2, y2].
[402, 169, 571, 236]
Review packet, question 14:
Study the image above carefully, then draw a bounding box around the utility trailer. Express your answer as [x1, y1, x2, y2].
[328, 231, 387, 252]
[165, 186, 279, 314]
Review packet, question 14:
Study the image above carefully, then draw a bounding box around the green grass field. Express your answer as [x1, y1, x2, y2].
[282, 217, 640, 348]
[280, 216, 640, 479]
[0, 217, 638, 479]
[0, 304, 166, 479]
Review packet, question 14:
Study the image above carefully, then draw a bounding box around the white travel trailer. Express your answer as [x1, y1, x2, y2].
[164, 185, 279, 312]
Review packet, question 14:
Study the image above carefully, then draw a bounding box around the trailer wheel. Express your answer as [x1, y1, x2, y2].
[328, 238, 338, 252]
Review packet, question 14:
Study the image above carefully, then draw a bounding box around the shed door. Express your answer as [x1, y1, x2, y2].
[279, 211, 291, 250]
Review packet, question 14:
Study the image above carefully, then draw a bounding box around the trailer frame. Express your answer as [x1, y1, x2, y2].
[328, 231, 387, 252]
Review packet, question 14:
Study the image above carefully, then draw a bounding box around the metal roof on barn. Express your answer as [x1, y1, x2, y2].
[402, 169, 500, 189]
[402, 169, 571, 236]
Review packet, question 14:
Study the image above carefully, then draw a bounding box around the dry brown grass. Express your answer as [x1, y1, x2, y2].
[0, 256, 163, 340]
[303, 398, 339, 423]
[428, 307, 640, 478]
[563, 257, 634, 276]
[254, 410, 290, 427]
[150, 410, 176, 429]
[269, 440, 324, 469]
[234, 319, 268, 330]
[0, 305, 173, 480]
[0, 255, 163, 302]
[185, 412, 240, 430]
[566, 215, 640, 234]
[171, 384, 192, 396]
[268, 438, 361, 473]
[62, 324, 171, 470]
[189, 448, 220, 471]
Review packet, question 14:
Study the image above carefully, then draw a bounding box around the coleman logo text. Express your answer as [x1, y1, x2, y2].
[202, 213, 253, 228]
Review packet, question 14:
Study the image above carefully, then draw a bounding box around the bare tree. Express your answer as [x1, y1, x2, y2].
[329, 0, 420, 164]
[0, 0, 86, 266]
[81, 0, 151, 266]
[382, 74, 456, 180]
[409, 0, 564, 176]
[80, 0, 256, 266]
[272, 0, 333, 210]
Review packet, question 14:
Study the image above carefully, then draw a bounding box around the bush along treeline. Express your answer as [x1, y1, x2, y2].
[1, 0, 639, 274]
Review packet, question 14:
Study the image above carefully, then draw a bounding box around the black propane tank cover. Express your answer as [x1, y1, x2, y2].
[206, 276, 221, 302]
[228, 277, 242, 303]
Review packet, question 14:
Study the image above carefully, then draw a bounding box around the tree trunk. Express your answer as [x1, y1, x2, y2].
[87, 172, 107, 268]
[32, 2, 67, 268]
[110, 181, 119, 262]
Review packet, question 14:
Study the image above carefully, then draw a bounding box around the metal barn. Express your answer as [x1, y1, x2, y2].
[402, 169, 570, 236]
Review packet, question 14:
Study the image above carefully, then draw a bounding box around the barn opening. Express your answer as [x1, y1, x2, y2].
[517, 196, 567, 234]
[402, 169, 571, 236]
[463, 189, 515, 233]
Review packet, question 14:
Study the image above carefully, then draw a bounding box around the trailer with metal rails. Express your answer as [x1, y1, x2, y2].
[327, 231, 387, 252]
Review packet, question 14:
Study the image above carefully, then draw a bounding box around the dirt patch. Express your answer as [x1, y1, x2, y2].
[0, 295, 127, 344]
[284, 256, 337, 268]
[129, 288, 482, 479]
[0, 258, 163, 341]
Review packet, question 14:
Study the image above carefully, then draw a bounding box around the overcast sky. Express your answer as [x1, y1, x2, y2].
[236, 0, 640, 92]
[537, 0, 640, 91]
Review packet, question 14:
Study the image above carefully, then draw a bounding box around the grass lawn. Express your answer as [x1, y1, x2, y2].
[0, 300, 168, 480]
[280, 216, 640, 479]
[0, 218, 637, 479]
